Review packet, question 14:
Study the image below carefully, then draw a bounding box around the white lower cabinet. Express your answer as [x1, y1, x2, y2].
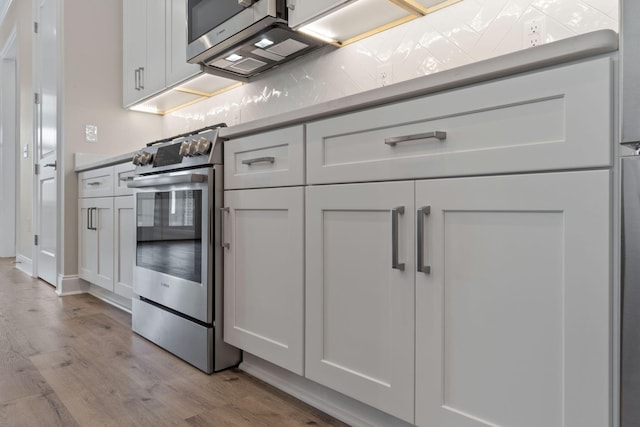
[223, 187, 305, 375]
[79, 197, 114, 291]
[114, 196, 135, 299]
[305, 181, 416, 422]
[304, 170, 610, 425]
[415, 170, 610, 427]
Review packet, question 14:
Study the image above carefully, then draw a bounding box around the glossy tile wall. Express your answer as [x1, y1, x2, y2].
[163, 0, 618, 134]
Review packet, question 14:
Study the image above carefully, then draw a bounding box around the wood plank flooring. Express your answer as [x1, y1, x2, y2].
[0, 258, 348, 427]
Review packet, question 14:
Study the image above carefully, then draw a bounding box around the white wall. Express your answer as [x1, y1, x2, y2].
[163, 0, 619, 134]
[60, 0, 163, 276]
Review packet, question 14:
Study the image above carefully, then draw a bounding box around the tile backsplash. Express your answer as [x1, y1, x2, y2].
[163, 0, 618, 135]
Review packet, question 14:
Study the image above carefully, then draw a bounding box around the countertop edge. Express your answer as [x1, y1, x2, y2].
[74, 152, 136, 173]
[219, 29, 619, 140]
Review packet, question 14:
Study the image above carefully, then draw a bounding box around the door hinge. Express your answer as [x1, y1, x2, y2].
[34, 22, 38, 33]
[34, 164, 39, 175]
[34, 235, 38, 246]
[34, 92, 40, 104]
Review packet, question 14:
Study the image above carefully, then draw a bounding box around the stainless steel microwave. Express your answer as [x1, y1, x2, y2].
[186, 0, 326, 80]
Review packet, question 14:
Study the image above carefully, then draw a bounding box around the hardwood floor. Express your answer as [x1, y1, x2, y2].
[0, 258, 348, 427]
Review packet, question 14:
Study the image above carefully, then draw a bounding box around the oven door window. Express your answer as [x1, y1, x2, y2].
[136, 189, 203, 283]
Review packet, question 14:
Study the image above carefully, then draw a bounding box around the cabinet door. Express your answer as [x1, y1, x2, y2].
[78, 199, 97, 283]
[78, 197, 114, 291]
[305, 181, 415, 423]
[223, 187, 304, 375]
[122, 0, 166, 107]
[114, 196, 134, 299]
[165, 0, 199, 86]
[287, 0, 349, 28]
[415, 171, 611, 427]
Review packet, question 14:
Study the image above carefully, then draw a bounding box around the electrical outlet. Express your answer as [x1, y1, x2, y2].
[523, 17, 547, 48]
[377, 63, 393, 87]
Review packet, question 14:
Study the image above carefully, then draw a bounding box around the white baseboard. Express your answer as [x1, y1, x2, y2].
[88, 284, 132, 313]
[239, 353, 413, 427]
[56, 274, 89, 296]
[14, 254, 33, 277]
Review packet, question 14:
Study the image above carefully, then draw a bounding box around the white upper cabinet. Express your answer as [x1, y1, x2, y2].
[123, 0, 166, 107]
[287, 0, 350, 28]
[123, 0, 200, 108]
[165, 0, 199, 86]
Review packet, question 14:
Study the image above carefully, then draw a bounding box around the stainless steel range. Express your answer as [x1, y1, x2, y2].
[128, 124, 240, 373]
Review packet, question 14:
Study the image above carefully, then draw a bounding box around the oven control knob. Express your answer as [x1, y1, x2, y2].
[132, 153, 142, 165]
[139, 151, 153, 166]
[196, 137, 211, 155]
[188, 140, 199, 156]
[179, 141, 190, 157]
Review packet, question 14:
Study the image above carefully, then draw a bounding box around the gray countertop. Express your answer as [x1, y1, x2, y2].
[76, 29, 618, 172]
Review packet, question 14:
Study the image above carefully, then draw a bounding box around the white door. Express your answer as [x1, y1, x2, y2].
[415, 171, 611, 427]
[34, 0, 58, 285]
[223, 187, 305, 375]
[305, 181, 415, 423]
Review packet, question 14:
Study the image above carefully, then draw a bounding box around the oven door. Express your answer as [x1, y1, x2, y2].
[130, 168, 214, 324]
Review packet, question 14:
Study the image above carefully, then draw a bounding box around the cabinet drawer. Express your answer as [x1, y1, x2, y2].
[113, 162, 136, 196]
[79, 166, 115, 198]
[307, 57, 612, 184]
[224, 126, 304, 189]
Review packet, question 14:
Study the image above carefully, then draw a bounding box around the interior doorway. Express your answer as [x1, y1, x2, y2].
[0, 29, 17, 258]
[33, 0, 58, 286]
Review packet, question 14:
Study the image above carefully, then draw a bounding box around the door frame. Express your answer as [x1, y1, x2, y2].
[0, 27, 17, 258]
[33, 0, 62, 287]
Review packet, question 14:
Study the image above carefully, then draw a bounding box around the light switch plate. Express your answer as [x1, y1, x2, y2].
[85, 124, 98, 143]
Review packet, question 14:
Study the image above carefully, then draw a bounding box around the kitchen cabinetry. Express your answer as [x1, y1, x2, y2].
[223, 55, 613, 425]
[414, 171, 610, 427]
[223, 187, 304, 375]
[122, 0, 166, 107]
[79, 197, 114, 291]
[305, 181, 416, 422]
[78, 163, 135, 299]
[113, 196, 134, 299]
[122, 0, 199, 107]
[223, 126, 306, 374]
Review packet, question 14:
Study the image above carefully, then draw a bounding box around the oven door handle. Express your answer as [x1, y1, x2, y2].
[127, 173, 207, 188]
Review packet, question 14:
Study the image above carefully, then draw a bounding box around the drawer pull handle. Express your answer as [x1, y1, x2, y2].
[242, 156, 275, 166]
[391, 206, 405, 271]
[385, 131, 446, 146]
[87, 182, 101, 186]
[417, 206, 431, 274]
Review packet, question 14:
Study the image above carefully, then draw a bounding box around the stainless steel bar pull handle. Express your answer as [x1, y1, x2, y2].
[220, 207, 230, 249]
[242, 156, 275, 166]
[139, 67, 145, 90]
[385, 131, 446, 146]
[87, 182, 101, 186]
[134, 68, 140, 90]
[391, 206, 405, 271]
[417, 206, 431, 274]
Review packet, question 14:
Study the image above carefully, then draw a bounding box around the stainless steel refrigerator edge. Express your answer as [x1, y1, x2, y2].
[620, 0, 640, 424]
